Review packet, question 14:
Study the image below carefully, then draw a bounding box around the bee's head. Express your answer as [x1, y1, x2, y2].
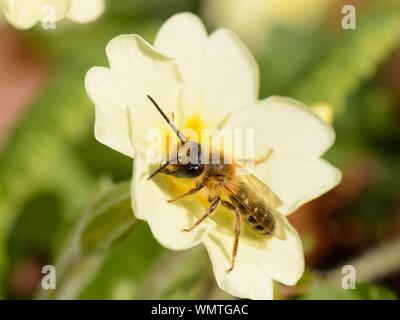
[171, 140, 204, 178]
[146, 95, 204, 180]
[149, 141, 204, 180]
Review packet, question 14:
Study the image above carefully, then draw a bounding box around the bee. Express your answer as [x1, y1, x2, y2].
[147, 95, 287, 272]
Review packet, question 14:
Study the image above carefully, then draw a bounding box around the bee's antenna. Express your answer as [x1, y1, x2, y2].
[146, 95, 186, 143]
[148, 162, 169, 180]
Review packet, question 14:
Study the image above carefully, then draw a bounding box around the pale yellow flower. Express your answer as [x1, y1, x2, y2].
[202, 0, 334, 50]
[311, 103, 335, 125]
[85, 13, 341, 299]
[0, 0, 105, 29]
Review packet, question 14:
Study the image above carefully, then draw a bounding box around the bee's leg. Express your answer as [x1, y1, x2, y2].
[167, 182, 205, 203]
[221, 201, 241, 272]
[182, 197, 221, 232]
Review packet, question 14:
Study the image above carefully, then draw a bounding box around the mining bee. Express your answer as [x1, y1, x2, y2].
[147, 95, 287, 272]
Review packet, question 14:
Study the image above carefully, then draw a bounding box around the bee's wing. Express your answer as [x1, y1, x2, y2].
[224, 170, 287, 240]
[238, 172, 283, 209]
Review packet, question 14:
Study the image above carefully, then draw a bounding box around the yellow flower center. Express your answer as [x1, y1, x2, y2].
[162, 115, 208, 206]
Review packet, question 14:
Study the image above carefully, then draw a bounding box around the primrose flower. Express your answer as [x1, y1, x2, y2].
[85, 13, 341, 299]
[202, 0, 334, 50]
[0, 0, 105, 29]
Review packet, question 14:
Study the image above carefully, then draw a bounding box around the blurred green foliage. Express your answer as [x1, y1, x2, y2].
[300, 281, 396, 300]
[0, 0, 399, 300]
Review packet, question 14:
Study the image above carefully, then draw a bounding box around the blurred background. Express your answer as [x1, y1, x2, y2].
[0, 0, 399, 300]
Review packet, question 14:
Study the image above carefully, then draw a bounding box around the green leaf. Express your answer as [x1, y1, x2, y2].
[0, 61, 96, 293]
[36, 180, 140, 299]
[0, 18, 155, 296]
[80, 224, 163, 300]
[80, 181, 138, 253]
[290, 2, 400, 111]
[0, 148, 94, 298]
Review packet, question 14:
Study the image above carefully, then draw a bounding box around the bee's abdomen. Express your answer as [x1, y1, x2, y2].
[229, 187, 276, 236]
[245, 209, 275, 236]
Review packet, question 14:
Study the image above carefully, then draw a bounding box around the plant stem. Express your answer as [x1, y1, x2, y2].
[324, 236, 400, 285]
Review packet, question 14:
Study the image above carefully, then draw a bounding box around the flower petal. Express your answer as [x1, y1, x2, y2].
[201, 29, 259, 127]
[257, 217, 304, 285]
[154, 12, 207, 117]
[131, 155, 215, 250]
[85, 34, 183, 157]
[155, 12, 259, 126]
[2, 0, 70, 29]
[220, 96, 336, 159]
[203, 232, 273, 300]
[67, 0, 105, 23]
[253, 154, 342, 215]
[204, 217, 303, 299]
[202, 0, 269, 51]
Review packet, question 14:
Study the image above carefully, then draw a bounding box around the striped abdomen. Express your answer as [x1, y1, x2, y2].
[228, 184, 276, 236]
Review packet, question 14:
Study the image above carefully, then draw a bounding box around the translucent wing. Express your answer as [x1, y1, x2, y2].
[223, 168, 286, 240]
[237, 170, 283, 209]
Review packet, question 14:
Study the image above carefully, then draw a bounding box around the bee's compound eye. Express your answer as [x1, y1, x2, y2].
[174, 163, 204, 178]
[187, 164, 201, 172]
